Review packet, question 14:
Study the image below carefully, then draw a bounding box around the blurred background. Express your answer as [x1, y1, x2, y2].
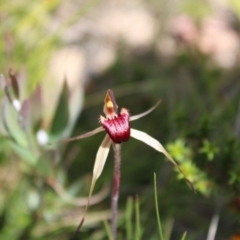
[0, 0, 240, 239]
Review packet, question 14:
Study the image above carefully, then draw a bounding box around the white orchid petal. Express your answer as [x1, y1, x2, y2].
[130, 100, 161, 121]
[130, 128, 167, 152]
[93, 134, 112, 179]
[130, 128, 194, 191]
[75, 134, 112, 234]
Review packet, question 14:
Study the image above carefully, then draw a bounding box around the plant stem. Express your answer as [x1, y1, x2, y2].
[111, 143, 121, 240]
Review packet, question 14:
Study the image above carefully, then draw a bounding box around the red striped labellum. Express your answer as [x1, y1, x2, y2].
[100, 90, 130, 143]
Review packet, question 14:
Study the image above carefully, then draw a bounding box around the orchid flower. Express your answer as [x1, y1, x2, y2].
[59, 89, 194, 237]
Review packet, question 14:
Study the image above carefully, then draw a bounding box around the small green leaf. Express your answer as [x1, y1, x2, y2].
[49, 80, 69, 137]
[199, 139, 219, 161]
[29, 84, 42, 129]
[36, 151, 54, 177]
[11, 143, 37, 165]
[167, 139, 191, 163]
[2, 96, 28, 148]
[229, 171, 240, 185]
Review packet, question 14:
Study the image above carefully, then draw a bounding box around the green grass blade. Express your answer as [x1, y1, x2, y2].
[154, 173, 164, 240]
[180, 231, 187, 240]
[164, 217, 174, 240]
[135, 195, 142, 240]
[103, 220, 113, 240]
[126, 197, 133, 240]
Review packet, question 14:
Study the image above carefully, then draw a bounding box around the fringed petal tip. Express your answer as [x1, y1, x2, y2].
[130, 99, 162, 121]
[130, 128, 195, 192]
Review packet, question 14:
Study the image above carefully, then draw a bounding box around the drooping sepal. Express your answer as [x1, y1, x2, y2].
[130, 128, 195, 192]
[75, 134, 111, 235]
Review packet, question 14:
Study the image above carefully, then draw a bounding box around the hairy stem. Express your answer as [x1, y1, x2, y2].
[111, 143, 121, 239]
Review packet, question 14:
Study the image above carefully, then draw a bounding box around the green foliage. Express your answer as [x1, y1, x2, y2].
[180, 0, 213, 21]
[229, 0, 240, 14]
[0, 0, 60, 92]
[167, 139, 213, 196]
[199, 139, 219, 161]
[1, 0, 240, 239]
[0, 72, 85, 239]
